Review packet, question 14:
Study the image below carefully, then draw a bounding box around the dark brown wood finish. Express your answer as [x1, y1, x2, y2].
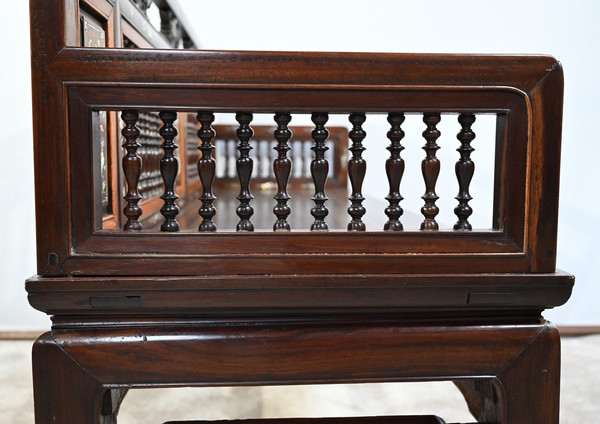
[27, 271, 574, 316]
[310, 112, 330, 231]
[158, 110, 180, 231]
[347, 113, 367, 231]
[28, 1, 572, 423]
[235, 112, 255, 232]
[197, 112, 217, 232]
[454, 114, 476, 231]
[120, 110, 143, 231]
[420, 113, 442, 231]
[59, 80, 537, 276]
[384, 112, 406, 231]
[273, 113, 293, 231]
[33, 320, 560, 423]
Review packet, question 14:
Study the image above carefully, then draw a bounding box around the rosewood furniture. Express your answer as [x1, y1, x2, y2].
[28, 0, 573, 423]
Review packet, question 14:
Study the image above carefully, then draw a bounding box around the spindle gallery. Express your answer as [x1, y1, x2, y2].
[115, 110, 488, 233]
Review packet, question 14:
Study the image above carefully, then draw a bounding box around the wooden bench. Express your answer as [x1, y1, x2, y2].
[27, 1, 573, 423]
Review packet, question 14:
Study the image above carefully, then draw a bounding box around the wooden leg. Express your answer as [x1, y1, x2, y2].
[32, 332, 126, 424]
[456, 323, 560, 423]
[493, 323, 561, 424]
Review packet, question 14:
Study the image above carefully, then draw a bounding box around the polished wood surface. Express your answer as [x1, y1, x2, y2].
[347, 112, 367, 231]
[28, 0, 572, 423]
[454, 114, 476, 231]
[384, 112, 405, 231]
[33, 320, 560, 423]
[197, 112, 218, 232]
[158, 110, 181, 231]
[120, 110, 143, 231]
[235, 112, 256, 231]
[273, 113, 293, 231]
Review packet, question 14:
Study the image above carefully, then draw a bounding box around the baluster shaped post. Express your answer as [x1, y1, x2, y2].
[384, 112, 405, 231]
[421, 113, 441, 230]
[454, 113, 476, 230]
[235, 112, 254, 232]
[197, 112, 217, 232]
[121, 110, 143, 231]
[347, 112, 367, 231]
[310, 112, 330, 231]
[273, 113, 293, 231]
[158, 111, 180, 232]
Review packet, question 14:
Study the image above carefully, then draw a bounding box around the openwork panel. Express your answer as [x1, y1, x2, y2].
[99, 111, 497, 233]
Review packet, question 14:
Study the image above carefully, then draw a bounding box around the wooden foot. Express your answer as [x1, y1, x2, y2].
[494, 324, 560, 423]
[32, 332, 127, 424]
[456, 324, 560, 423]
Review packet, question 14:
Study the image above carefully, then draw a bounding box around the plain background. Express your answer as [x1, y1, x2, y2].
[1, 0, 599, 331]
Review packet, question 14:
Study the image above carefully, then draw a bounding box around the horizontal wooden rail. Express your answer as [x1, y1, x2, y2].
[51, 48, 558, 90]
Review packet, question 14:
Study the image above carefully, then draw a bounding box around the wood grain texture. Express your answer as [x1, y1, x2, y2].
[32, 320, 559, 423]
[50, 48, 559, 88]
[26, 271, 573, 316]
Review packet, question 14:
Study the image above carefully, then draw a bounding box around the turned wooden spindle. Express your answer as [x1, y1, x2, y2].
[235, 112, 254, 232]
[197, 112, 217, 232]
[310, 112, 330, 231]
[273, 113, 293, 231]
[384, 112, 406, 231]
[454, 113, 476, 230]
[158, 111, 180, 232]
[121, 110, 143, 231]
[421, 113, 441, 230]
[347, 112, 367, 231]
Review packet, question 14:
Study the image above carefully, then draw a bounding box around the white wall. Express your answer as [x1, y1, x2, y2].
[1, 0, 598, 330]
[0, 2, 45, 330]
